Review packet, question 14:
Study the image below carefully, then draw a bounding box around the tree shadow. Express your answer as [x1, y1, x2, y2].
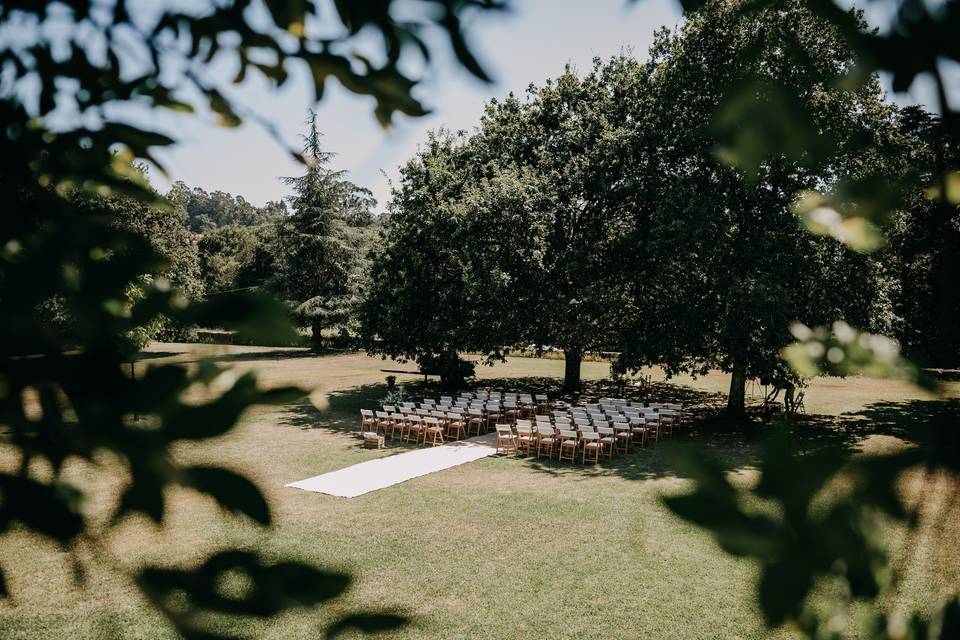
[273, 374, 960, 479]
[133, 351, 180, 361]
[540, 398, 959, 481]
[277, 382, 436, 452]
[166, 348, 333, 365]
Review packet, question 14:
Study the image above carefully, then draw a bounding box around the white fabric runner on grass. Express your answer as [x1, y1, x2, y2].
[286, 433, 498, 498]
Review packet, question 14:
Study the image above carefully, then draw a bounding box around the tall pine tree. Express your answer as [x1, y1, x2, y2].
[272, 111, 375, 350]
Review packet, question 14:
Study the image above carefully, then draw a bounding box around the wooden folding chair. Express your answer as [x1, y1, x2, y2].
[360, 409, 375, 436]
[374, 411, 393, 437]
[558, 430, 579, 463]
[627, 417, 647, 449]
[467, 408, 485, 436]
[597, 426, 616, 459]
[535, 394, 549, 414]
[403, 413, 424, 444]
[422, 416, 444, 446]
[485, 404, 502, 430]
[613, 422, 632, 454]
[515, 423, 536, 456]
[581, 431, 602, 464]
[535, 423, 556, 460]
[644, 414, 660, 443]
[385, 413, 405, 440]
[659, 409, 675, 437]
[495, 424, 516, 455]
[446, 412, 466, 441]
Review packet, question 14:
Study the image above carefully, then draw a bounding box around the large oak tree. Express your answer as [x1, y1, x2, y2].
[615, 0, 894, 413]
[362, 59, 645, 391]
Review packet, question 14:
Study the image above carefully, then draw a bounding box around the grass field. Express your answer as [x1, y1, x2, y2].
[1, 344, 958, 639]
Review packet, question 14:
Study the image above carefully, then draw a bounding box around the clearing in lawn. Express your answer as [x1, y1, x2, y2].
[0, 343, 957, 639]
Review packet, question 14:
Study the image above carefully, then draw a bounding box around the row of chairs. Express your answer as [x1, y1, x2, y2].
[360, 409, 471, 446]
[357, 391, 555, 445]
[358, 392, 682, 458]
[360, 394, 556, 446]
[553, 404, 682, 439]
[454, 390, 549, 405]
[389, 400, 532, 423]
[495, 402, 685, 463]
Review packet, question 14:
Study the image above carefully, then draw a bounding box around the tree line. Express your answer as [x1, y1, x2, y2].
[41, 2, 957, 415]
[359, 0, 960, 412]
[53, 113, 379, 350]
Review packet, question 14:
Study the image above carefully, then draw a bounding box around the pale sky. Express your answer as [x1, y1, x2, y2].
[148, 0, 949, 210]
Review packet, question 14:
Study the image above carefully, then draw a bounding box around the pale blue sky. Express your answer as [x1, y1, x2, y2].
[148, 0, 947, 210]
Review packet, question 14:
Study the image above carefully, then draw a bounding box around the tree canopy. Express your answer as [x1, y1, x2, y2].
[168, 182, 287, 232]
[613, 0, 895, 412]
[363, 2, 900, 404]
[362, 57, 650, 390]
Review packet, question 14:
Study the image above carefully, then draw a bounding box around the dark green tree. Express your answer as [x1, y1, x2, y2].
[169, 181, 287, 232]
[472, 60, 645, 391]
[881, 107, 960, 368]
[272, 112, 376, 350]
[657, 0, 960, 637]
[360, 131, 525, 387]
[363, 58, 646, 391]
[198, 223, 277, 295]
[614, 0, 892, 414]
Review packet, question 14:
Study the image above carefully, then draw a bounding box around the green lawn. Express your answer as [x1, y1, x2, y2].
[1, 344, 957, 639]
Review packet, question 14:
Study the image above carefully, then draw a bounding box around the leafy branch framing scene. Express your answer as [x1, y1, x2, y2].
[1, 0, 958, 639]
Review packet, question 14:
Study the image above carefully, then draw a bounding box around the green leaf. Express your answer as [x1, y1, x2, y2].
[134, 365, 189, 410]
[925, 171, 960, 205]
[440, 11, 493, 83]
[263, 0, 309, 33]
[163, 372, 260, 441]
[782, 321, 939, 392]
[757, 556, 812, 625]
[754, 428, 844, 523]
[793, 191, 887, 253]
[139, 551, 352, 622]
[182, 466, 271, 526]
[711, 76, 834, 179]
[180, 291, 299, 345]
[664, 492, 782, 559]
[665, 444, 738, 502]
[206, 89, 242, 128]
[932, 597, 960, 640]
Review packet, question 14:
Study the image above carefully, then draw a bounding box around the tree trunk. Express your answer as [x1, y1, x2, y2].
[438, 351, 463, 390]
[562, 348, 582, 394]
[310, 318, 324, 352]
[727, 358, 747, 416]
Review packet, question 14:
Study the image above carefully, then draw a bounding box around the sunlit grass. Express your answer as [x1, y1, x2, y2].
[0, 344, 956, 639]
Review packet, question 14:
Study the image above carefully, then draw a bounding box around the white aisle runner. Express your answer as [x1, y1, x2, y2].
[286, 433, 498, 498]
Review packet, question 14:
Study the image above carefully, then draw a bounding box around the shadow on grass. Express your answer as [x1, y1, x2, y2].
[190, 348, 327, 364]
[133, 351, 180, 361]
[514, 398, 958, 481]
[139, 347, 344, 366]
[278, 382, 433, 452]
[275, 374, 960, 480]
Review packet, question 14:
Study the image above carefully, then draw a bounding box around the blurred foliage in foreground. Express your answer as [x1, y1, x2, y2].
[0, 0, 505, 637]
[664, 0, 960, 638]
